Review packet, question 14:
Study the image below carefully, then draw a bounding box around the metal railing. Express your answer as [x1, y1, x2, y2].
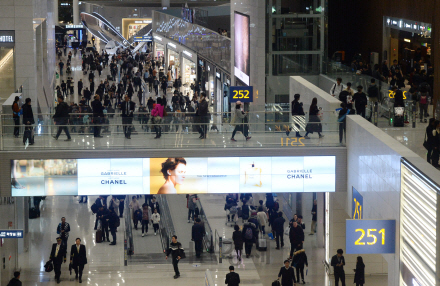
[156, 195, 175, 251]
[195, 199, 214, 253]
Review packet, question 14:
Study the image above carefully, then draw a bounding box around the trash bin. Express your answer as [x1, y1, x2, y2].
[221, 239, 233, 258]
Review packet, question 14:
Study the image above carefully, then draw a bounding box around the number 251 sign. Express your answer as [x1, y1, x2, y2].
[346, 219, 396, 254]
[230, 86, 253, 103]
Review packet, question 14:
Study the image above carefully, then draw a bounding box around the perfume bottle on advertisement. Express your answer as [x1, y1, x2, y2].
[245, 162, 262, 187]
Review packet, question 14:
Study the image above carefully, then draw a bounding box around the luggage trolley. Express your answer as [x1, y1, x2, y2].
[221, 238, 234, 259]
[225, 205, 238, 227]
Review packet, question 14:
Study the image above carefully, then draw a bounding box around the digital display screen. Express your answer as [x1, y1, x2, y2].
[346, 219, 396, 254]
[234, 12, 250, 86]
[11, 156, 336, 196]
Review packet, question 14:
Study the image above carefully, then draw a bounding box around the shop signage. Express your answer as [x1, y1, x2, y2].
[133, 36, 153, 42]
[0, 31, 15, 47]
[0, 230, 23, 238]
[66, 25, 84, 29]
[198, 60, 204, 66]
[229, 86, 253, 103]
[168, 42, 177, 49]
[352, 187, 363, 219]
[216, 72, 221, 79]
[183, 50, 192, 58]
[153, 35, 162, 41]
[346, 219, 396, 254]
[385, 16, 431, 36]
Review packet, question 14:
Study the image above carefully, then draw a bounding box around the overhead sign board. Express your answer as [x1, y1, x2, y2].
[0, 30, 15, 47]
[66, 25, 84, 29]
[229, 86, 253, 103]
[133, 35, 153, 42]
[346, 219, 396, 254]
[11, 156, 336, 196]
[0, 230, 23, 238]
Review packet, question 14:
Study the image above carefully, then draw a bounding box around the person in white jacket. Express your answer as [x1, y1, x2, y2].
[257, 206, 268, 234]
[151, 208, 161, 235]
[330, 78, 344, 99]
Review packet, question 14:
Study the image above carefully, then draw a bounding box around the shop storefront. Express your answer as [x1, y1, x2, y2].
[0, 30, 15, 101]
[122, 18, 152, 40]
[167, 43, 180, 82]
[182, 50, 196, 95]
[153, 35, 165, 59]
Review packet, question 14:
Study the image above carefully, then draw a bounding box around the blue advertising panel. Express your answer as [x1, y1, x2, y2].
[346, 220, 396, 254]
[229, 86, 253, 103]
[352, 187, 363, 219]
[0, 230, 23, 238]
[133, 36, 153, 42]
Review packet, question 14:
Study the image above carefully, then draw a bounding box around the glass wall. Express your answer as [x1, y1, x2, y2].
[167, 49, 180, 82]
[182, 57, 196, 94]
[0, 47, 15, 105]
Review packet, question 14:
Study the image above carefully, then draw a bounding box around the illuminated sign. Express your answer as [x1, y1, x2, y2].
[133, 36, 153, 42]
[66, 25, 84, 29]
[153, 35, 162, 41]
[0, 31, 15, 47]
[183, 50, 192, 58]
[230, 86, 253, 103]
[388, 90, 407, 99]
[216, 72, 221, 79]
[60, 2, 70, 5]
[352, 187, 363, 219]
[0, 230, 23, 238]
[167, 42, 177, 49]
[11, 156, 336, 196]
[346, 220, 396, 254]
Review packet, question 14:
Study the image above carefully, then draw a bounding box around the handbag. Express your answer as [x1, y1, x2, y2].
[44, 260, 54, 272]
[423, 131, 430, 150]
[179, 246, 186, 259]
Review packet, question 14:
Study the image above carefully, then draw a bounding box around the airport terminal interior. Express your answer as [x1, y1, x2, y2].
[0, 0, 440, 285]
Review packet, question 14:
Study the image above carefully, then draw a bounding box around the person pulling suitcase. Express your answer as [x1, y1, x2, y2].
[22, 98, 35, 145]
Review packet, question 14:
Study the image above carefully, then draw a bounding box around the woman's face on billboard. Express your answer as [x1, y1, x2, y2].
[168, 163, 186, 185]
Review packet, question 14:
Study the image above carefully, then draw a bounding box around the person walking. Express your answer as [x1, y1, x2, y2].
[273, 212, 285, 249]
[91, 95, 104, 138]
[352, 86, 368, 118]
[56, 217, 70, 247]
[257, 206, 267, 234]
[129, 196, 141, 230]
[309, 200, 317, 235]
[230, 103, 251, 141]
[149, 196, 160, 214]
[121, 95, 135, 139]
[151, 97, 164, 139]
[287, 93, 305, 137]
[331, 249, 346, 286]
[242, 220, 256, 258]
[225, 266, 240, 286]
[187, 194, 197, 223]
[12, 96, 21, 138]
[97, 206, 110, 242]
[337, 103, 352, 144]
[292, 248, 308, 284]
[7, 271, 21, 286]
[109, 196, 120, 217]
[116, 195, 125, 218]
[58, 60, 64, 76]
[70, 238, 87, 283]
[49, 237, 67, 284]
[165, 235, 183, 279]
[288, 221, 304, 260]
[192, 218, 205, 258]
[78, 79, 83, 96]
[277, 260, 296, 286]
[22, 98, 35, 145]
[107, 206, 119, 245]
[53, 96, 72, 141]
[431, 120, 440, 168]
[141, 201, 151, 237]
[353, 256, 365, 286]
[151, 208, 160, 235]
[232, 225, 243, 261]
[304, 97, 323, 139]
[426, 118, 437, 164]
[330, 78, 344, 99]
[198, 93, 209, 139]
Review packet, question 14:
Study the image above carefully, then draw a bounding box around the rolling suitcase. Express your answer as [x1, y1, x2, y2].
[23, 128, 33, 145]
[96, 229, 103, 243]
[257, 233, 267, 251]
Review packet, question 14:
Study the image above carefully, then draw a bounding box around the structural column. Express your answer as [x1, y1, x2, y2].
[53, 0, 58, 24]
[73, 0, 79, 25]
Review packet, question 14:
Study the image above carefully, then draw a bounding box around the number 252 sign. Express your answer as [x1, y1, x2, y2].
[346, 219, 396, 254]
[230, 86, 253, 103]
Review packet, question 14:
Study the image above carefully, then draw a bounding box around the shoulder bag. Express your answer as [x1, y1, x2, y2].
[423, 131, 430, 150]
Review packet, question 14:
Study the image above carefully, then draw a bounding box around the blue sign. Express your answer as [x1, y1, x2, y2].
[346, 220, 396, 254]
[229, 86, 253, 103]
[0, 230, 23, 238]
[133, 36, 153, 42]
[352, 187, 363, 219]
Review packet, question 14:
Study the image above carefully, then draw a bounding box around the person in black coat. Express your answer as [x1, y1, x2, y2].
[288, 93, 305, 137]
[289, 222, 304, 259]
[426, 118, 437, 164]
[97, 206, 110, 242]
[22, 98, 35, 144]
[232, 225, 243, 261]
[115, 195, 125, 218]
[352, 86, 368, 118]
[273, 212, 285, 249]
[53, 96, 72, 141]
[77, 79, 83, 96]
[165, 235, 183, 279]
[292, 248, 308, 284]
[91, 95, 104, 138]
[106, 206, 119, 245]
[353, 256, 365, 286]
[70, 238, 87, 283]
[7, 271, 22, 286]
[121, 95, 135, 139]
[242, 221, 256, 258]
[278, 260, 296, 286]
[331, 249, 346, 286]
[191, 218, 205, 258]
[225, 266, 240, 286]
[49, 237, 67, 284]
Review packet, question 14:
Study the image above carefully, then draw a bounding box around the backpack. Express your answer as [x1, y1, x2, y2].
[91, 203, 99, 214]
[420, 94, 428, 104]
[244, 227, 253, 240]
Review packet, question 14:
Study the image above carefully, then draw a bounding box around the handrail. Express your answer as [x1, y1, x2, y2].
[156, 195, 175, 249]
[195, 199, 214, 253]
[124, 196, 134, 255]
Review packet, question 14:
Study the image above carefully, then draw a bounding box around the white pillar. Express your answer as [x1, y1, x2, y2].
[161, 0, 170, 8]
[73, 0, 79, 25]
[53, 0, 59, 25]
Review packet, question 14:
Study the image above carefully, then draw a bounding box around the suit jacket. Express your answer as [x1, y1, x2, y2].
[225, 272, 240, 286]
[70, 244, 87, 266]
[191, 223, 205, 241]
[50, 243, 67, 264]
[331, 255, 345, 274]
[121, 101, 135, 117]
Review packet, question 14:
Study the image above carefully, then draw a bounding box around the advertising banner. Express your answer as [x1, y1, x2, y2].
[234, 12, 250, 85]
[11, 156, 336, 196]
